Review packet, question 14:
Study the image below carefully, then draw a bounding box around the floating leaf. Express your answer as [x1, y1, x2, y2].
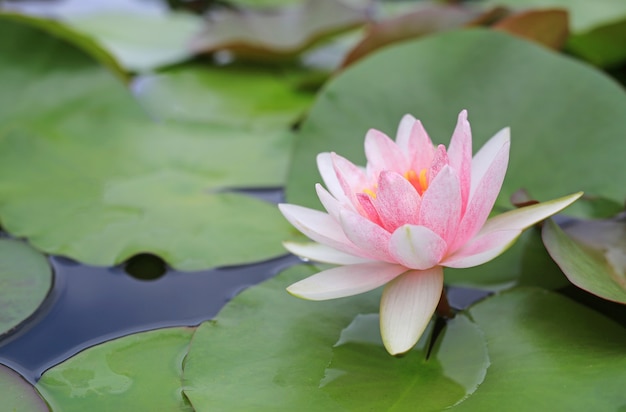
[542, 218, 626, 303]
[287, 29, 626, 218]
[483, 0, 626, 33]
[36, 327, 194, 412]
[493, 8, 569, 50]
[567, 19, 626, 67]
[189, 0, 368, 60]
[0, 364, 49, 411]
[0, 12, 127, 81]
[133, 65, 313, 126]
[0, 18, 299, 270]
[182, 264, 381, 410]
[182, 264, 488, 410]
[451, 288, 626, 410]
[3, 1, 204, 71]
[321, 314, 488, 410]
[0, 239, 52, 336]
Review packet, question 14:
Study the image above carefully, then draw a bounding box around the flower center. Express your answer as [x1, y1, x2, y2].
[404, 168, 429, 195]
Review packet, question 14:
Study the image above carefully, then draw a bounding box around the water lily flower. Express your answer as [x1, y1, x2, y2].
[279, 110, 582, 355]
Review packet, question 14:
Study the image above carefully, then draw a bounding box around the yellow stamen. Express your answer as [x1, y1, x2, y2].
[404, 168, 429, 195]
[363, 187, 377, 199]
[418, 168, 428, 192]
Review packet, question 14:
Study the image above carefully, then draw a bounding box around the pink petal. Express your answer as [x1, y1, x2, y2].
[380, 266, 444, 355]
[340, 209, 393, 262]
[443, 192, 583, 268]
[278, 203, 364, 257]
[395, 114, 417, 152]
[428, 144, 450, 183]
[332, 153, 369, 210]
[389, 225, 447, 269]
[317, 153, 347, 203]
[286, 262, 408, 300]
[283, 241, 372, 265]
[419, 165, 462, 243]
[364, 128, 408, 177]
[396, 117, 434, 171]
[316, 183, 343, 221]
[447, 110, 472, 214]
[442, 229, 521, 268]
[356, 193, 383, 226]
[449, 128, 510, 252]
[479, 191, 583, 234]
[469, 127, 510, 200]
[373, 171, 421, 232]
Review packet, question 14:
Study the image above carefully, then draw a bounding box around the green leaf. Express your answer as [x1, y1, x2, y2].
[182, 264, 489, 410]
[483, 0, 626, 33]
[321, 314, 488, 411]
[0, 12, 128, 81]
[542, 218, 626, 303]
[182, 264, 381, 410]
[567, 19, 626, 67]
[0, 364, 49, 412]
[3, 2, 204, 72]
[0, 17, 300, 270]
[134, 65, 313, 127]
[36, 327, 194, 412]
[0, 239, 52, 336]
[287, 29, 626, 213]
[452, 288, 626, 410]
[65, 10, 204, 72]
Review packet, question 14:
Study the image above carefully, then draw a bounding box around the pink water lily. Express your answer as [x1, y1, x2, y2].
[279, 110, 582, 355]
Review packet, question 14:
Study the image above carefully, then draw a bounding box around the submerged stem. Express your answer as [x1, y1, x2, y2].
[435, 290, 455, 319]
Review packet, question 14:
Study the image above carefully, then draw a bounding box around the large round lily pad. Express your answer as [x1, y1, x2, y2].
[0, 239, 52, 336]
[0, 17, 307, 270]
[36, 327, 194, 412]
[182, 265, 489, 410]
[286, 29, 626, 215]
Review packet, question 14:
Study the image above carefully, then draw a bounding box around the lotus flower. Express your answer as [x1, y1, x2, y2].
[279, 110, 582, 355]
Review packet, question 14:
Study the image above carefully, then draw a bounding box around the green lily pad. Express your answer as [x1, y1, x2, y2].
[0, 18, 301, 270]
[183, 263, 626, 410]
[0, 12, 127, 81]
[134, 65, 313, 126]
[542, 218, 626, 303]
[286, 29, 626, 214]
[452, 288, 626, 410]
[36, 327, 194, 412]
[64, 11, 204, 72]
[567, 19, 626, 67]
[0, 364, 49, 411]
[3, 2, 204, 72]
[321, 314, 488, 411]
[182, 264, 380, 410]
[182, 264, 488, 410]
[483, 0, 626, 33]
[0, 239, 53, 336]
